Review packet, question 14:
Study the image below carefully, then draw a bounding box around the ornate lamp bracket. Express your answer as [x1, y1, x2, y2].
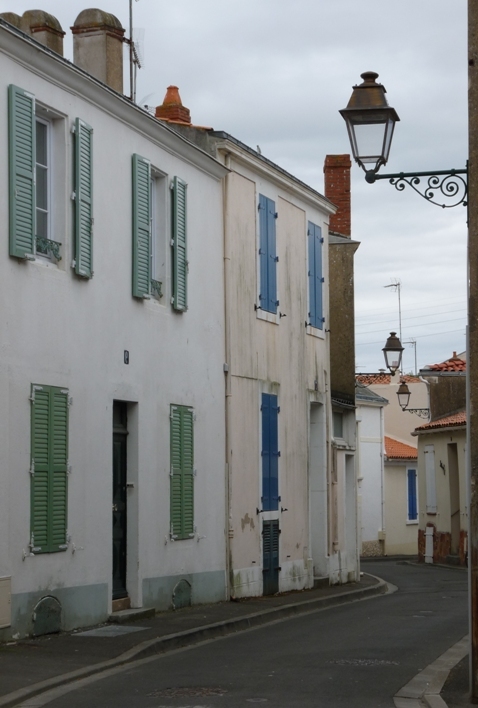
[365, 166, 468, 209]
[402, 407, 430, 420]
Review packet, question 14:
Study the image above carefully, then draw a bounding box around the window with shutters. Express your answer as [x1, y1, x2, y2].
[170, 405, 194, 540]
[307, 221, 324, 330]
[8, 85, 66, 264]
[258, 194, 278, 315]
[30, 384, 69, 554]
[261, 393, 279, 512]
[171, 177, 188, 311]
[407, 467, 418, 522]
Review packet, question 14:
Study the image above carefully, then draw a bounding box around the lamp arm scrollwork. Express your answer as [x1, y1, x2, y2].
[365, 167, 468, 209]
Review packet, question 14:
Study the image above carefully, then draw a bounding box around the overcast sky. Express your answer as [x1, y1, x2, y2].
[1, 0, 468, 373]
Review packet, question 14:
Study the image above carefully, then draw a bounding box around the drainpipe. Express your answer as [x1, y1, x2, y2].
[380, 404, 385, 553]
[222, 151, 233, 599]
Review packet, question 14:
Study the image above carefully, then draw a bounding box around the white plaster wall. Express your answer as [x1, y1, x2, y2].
[222, 160, 331, 595]
[0, 40, 227, 618]
[356, 404, 384, 544]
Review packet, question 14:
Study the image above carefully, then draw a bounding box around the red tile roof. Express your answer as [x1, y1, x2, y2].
[424, 352, 466, 373]
[414, 410, 466, 433]
[356, 374, 420, 385]
[384, 436, 417, 460]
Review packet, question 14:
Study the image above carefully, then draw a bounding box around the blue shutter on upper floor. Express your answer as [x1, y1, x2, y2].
[258, 195, 277, 314]
[261, 393, 279, 511]
[408, 468, 418, 521]
[308, 221, 323, 329]
[8, 85, 36, 259]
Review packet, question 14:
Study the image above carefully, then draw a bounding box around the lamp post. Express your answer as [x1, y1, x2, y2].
[342, 60, 477, 696]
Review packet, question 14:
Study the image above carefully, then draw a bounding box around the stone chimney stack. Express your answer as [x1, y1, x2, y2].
[0, 10, 65, 55]
[72, 9, 125, 93]
[323, 154, 352, 237]
[155, 86, 192, 125]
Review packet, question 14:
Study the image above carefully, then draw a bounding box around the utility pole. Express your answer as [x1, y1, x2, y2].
[404, 339, 417, 376]
[468, 0, 478, 699]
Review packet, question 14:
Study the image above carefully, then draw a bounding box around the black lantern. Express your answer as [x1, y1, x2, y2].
[382, 331, 404, 375]
[340, 72, 400, 180]
[396, 381, 411, 410]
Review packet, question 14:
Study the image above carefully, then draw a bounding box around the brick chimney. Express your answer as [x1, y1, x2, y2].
[0, 10, 65, 55]
[72, 9, 125, 93]
[155, 86, 192, 125]
[324, 155, 352, 237]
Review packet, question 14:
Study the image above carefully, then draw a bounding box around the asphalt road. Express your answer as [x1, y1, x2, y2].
[42, 561, 468, 708]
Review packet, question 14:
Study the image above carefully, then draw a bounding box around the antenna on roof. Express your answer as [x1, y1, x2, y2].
[128, 0, 143, 102]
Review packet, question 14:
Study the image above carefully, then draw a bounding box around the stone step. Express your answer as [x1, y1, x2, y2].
[108, 607, 156, 624]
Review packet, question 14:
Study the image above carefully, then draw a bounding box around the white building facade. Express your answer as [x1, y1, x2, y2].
[0, 13, 228, 638]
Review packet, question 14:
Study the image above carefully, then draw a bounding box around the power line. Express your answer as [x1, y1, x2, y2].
[355, 307, 466, 328]
[355, 327, 466, 347]
[356, 315, 466, 337]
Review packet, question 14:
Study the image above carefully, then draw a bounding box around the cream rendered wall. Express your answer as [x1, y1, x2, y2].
[0, 31, 227, 636]
[369, 380, 428, 443]
[222, 159, 332, 596]
[417, 430, 467, 538]
[384, 461, 419, 555]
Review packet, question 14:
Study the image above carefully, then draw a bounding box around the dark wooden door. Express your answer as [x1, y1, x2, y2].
[262, 520, 280, 595]
[112, 403, 127, 600]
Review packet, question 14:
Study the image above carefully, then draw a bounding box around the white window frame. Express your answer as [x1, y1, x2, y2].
[150, 167, 167, 300]
[35, 115, 52, 255]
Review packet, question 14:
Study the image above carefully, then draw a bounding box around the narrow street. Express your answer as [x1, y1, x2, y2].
[30, 561, 467, 708]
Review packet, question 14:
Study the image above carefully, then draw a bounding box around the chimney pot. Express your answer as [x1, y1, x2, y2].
[155, 86, 192, 125]
[0, 12, 22, 29]
[72, 9, 125, 93]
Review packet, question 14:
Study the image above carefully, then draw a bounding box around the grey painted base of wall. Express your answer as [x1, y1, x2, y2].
[143, 570, 226, 611]
[8, 583, 109, 639]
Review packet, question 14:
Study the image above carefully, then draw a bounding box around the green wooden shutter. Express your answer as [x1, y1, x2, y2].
[31, 386, 50, 551]
[8, 85, 35, 259]
[74, 118, 93, 278]
[132, 154, 151, 298]
[30, 385, 68, 553]
[171, 177, 188, 311]
[170, 405, 194, 539]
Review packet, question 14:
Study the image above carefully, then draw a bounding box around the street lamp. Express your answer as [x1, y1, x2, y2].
[339, 71, 400, 181]
[396, 380, 430, 419]
[340, 72, 468, 208]
[382, 331, 404, 375]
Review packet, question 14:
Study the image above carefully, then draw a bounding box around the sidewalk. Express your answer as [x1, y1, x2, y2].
[0, 573, 386, 708]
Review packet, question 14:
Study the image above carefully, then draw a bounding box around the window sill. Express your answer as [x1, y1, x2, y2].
[406, 520, 419, 525]
[306, 325, 325, 339]
[256, 308, 279, 325]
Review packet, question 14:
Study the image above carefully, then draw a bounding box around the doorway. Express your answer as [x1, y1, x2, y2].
[112, 401, 128, 601]
[447, 443, 460, 556]
[262, 520, 280, 595]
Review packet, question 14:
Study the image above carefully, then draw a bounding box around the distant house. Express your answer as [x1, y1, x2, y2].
[383, 436, 419, 556]
[413, 353, 467, 565]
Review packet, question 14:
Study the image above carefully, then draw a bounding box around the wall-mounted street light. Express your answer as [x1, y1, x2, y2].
[382, 331, 404, 375]
[396, 380, 430, 419]
[340, 72, 468, 208]
[382, 332, 429, 418]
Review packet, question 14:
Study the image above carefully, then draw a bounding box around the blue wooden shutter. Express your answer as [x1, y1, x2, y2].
[258, 195, 278, 314]
[261, 393, 279, 511]
[8, 85, 35, 259]
[172, 177, 188, 311]
[408, 468, 417, 521]
[132, 154, 151, 298]
[308, 222, 323, 329]
[74, 118, 93, 277]
[31, 385, 68, 553]
[170, 405, 194, 539]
